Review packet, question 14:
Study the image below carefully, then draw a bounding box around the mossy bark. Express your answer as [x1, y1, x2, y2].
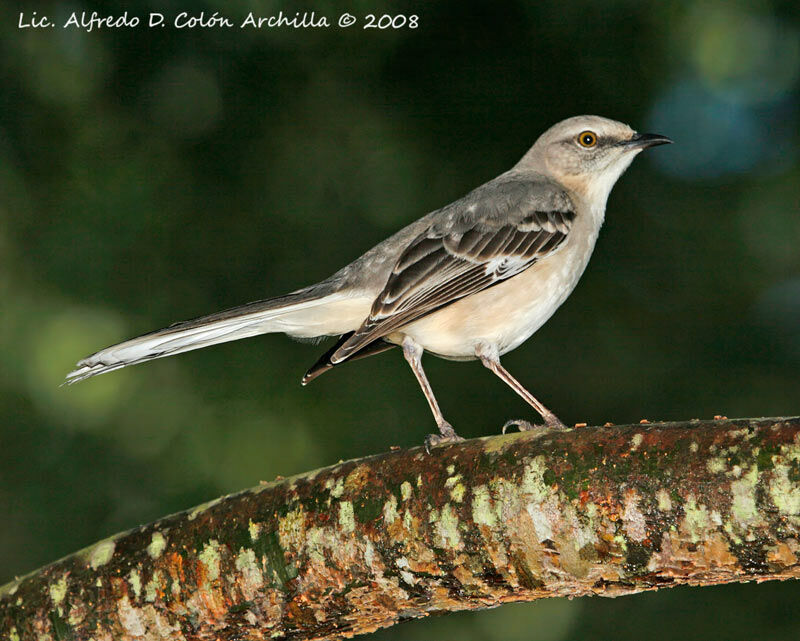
[2, 417, 800, 640]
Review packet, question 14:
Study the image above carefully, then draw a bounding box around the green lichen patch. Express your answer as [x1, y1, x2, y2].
[729, 465, 761, 529]
[339, 501, 356, 533]
[727, 427, 757, 441]
[49, 574, 68, 610]
[656, 489, 673, 512]
[235, 547, 264, 599]
[682, 495, 715, 543]
[471, 485, 497, 528]
[278, 505, 307, 551]
[128, 569, 142, 600]
[248, 519, 262, 542]
[85, 538, 116, 570]
[480, 430, 530, 455]
[520, 456, 551, 503]
[769, 463, 800, 523]
[234, 547, 257, 573]
[383, 495, 399, 524]
[435, 503, 463, 550]
[450, 481, 466, 503]
[706, 457, 727, 474]
[0, 579, 19, 599]
[444, 472, 467, 504]
[444, 473, 461, 489]
[148, 532, 167, 559]
[329, 476, 345, 498]
[198, 539, 222, 583]
[304, 526, 330, 566]
[344, 464, 373, 492]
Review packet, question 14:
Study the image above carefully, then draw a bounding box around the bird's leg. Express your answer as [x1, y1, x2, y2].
[401, 336, 464, 450]
[475, 344, 568, 434]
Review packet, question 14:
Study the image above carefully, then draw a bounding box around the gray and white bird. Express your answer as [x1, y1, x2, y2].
[66, 115, 671, 447]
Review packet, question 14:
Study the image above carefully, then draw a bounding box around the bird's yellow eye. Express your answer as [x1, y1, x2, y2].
[577, 131, 597, 148]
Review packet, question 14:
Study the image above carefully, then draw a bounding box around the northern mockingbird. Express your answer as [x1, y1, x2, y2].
[66, 115, 671, 447]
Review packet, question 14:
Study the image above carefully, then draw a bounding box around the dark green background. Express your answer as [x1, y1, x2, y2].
[2, 1, 799, 639]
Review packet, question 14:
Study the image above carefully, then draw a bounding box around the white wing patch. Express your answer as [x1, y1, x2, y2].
[484, 255, 528, 278]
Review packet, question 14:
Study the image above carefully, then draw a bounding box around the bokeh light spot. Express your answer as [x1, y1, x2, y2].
[25, 308, 132, 428]
[647, 80, 795, 179]
[684, 5, 800, 105]
[16, 16, 110, 106]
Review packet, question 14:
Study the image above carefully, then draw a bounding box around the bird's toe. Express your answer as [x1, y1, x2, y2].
[424, 425, 465, 453]
[502, 419, 537, 434]
[502, 419, 571, 437]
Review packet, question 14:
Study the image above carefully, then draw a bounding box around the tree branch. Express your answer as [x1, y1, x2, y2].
[2, 417, 800, 640]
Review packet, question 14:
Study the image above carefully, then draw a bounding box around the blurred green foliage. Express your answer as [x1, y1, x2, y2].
[1, 1, 799, 638]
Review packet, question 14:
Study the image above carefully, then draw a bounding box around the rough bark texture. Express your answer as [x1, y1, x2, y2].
[2, 416, 800, 640]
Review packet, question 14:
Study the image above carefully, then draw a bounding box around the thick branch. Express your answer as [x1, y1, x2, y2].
[2, 417, 800, 640]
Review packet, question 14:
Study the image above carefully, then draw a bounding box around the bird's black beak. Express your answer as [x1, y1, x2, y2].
[621, 132, 674, 149]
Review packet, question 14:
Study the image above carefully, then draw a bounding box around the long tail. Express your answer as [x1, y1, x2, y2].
[64, 288, 368, 384]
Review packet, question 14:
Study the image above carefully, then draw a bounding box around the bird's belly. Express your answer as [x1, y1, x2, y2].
[391, 244, 592, 359]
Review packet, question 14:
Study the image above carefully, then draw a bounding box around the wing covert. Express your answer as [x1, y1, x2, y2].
[331, 178, 576, 363]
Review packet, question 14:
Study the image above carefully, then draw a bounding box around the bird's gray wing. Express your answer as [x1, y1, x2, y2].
[330, 177, 575, 363]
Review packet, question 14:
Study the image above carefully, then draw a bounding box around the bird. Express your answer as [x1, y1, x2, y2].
[65, 115, 671, 448]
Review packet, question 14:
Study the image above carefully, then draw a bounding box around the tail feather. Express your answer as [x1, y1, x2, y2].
[64, 289, 371, 384]
[301, 333, 396, 385]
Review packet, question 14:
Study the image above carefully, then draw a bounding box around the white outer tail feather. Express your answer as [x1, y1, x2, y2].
[64, 293, 371, 384]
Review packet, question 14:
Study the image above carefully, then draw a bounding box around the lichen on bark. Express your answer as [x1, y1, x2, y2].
[2, 416, 800, 640]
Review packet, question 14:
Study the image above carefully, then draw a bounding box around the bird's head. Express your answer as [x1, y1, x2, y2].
[520, 115, 672, 205]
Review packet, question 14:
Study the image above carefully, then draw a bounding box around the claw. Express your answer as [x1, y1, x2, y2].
[502, 418, 570, 437]
[424, 422, 465, 453]
[502, 419, 536, 434]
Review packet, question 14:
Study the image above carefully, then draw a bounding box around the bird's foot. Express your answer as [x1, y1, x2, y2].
[424, 422, 465, 453]
[502, 414, 569, 435]
[544, 413, 569, 431]
[502, 419, 539, 434]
